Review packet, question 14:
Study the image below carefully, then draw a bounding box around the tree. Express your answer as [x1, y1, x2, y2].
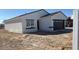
[0, 24, 4, 29]
[66, 17, 73, 27]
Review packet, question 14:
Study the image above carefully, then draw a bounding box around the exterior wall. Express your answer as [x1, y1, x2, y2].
[39, 13, 67, 32]
[51, 13, 67, 20]
[51, 12, 67, 29]
[21, 10, 48, 33]
[4, 10, 67, 33]
[39, 16, 53, 32]
[22, 20, 37, 33]
[5, 22, 23, 33]
[4, 10, 48, 33]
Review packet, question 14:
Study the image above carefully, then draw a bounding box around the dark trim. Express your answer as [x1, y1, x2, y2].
[37, 20, 40, 30]
[4, 9, 49, 23]
[51, 11, 67, 18]
[49, 26, 53, 28]
[41, 11, 67, 18]
[26, 27, 35, 29]
[53, 20, 65, 30]
[41, 14, 51, 17]
[15, 9, 49, 18]
[53, 19, 65, 21]
[57, 11, 67, 18]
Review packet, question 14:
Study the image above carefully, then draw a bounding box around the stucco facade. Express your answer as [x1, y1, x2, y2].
[4, 9, 48, 33]
[4, 9, 67, 33]
[39, 12, 67, 32]
[5, 22, 23, 33]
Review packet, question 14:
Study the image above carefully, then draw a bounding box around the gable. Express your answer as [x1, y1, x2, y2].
[51, 12, 67, 20]
[41, 11, 67, 20]
[4, 9, 49, 24]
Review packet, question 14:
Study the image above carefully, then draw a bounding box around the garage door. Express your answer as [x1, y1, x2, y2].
[5, 22, 23, 33]
[53, 20, 65, 30]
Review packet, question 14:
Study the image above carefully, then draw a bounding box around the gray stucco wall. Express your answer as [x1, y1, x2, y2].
[21, 10, 48, 33]
[5, 22, 23, 33]
[51, 12, 67, 20]
[4, 10, 48, 33]
[39, 16, 53, 32]
[39, 12, 67, 32]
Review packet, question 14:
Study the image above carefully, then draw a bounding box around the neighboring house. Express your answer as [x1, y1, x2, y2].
[3, 9, 67, 33]
[0, 24, 4, 29]
[66, 17, 73, 27]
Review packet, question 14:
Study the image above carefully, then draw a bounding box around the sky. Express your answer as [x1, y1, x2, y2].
[0, 9, 73, 23]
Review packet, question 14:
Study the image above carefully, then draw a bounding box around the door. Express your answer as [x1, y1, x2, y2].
[37, 20, 39, 30]
[53, 20, 65, 30]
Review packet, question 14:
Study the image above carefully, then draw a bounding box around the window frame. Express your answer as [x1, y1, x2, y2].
[26, 19, 34, 28]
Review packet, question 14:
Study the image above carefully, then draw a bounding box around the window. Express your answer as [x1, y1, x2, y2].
[26, 19, 34, 27]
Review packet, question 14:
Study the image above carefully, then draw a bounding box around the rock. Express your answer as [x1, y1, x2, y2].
[22, 34, 29, 38]
[2, 43, 6, 46]
[0, 29, 72, 50]
[32, 43, 38, 47]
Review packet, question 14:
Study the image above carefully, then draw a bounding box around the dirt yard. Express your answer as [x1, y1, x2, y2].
[0, 29, 72, 50]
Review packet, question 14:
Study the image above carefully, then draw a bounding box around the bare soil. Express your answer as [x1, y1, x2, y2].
[0, 29, 72, 50]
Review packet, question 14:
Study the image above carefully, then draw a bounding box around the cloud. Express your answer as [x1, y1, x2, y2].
[0, 20, 4, 24]
[71, 15, 73, 19]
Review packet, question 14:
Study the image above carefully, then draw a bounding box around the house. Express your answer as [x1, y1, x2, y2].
[3, 9, 67, 33]
[0, 24, 4, 29]
[66, 17, 73, 27]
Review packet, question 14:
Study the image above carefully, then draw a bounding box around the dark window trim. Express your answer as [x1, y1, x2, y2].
[26, 27, 35, 29]
[26, 19, 34, 27]
[53, 19, 65, 21]
[49, 26, 54, 28]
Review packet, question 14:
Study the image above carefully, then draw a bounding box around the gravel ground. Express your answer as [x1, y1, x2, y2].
[0, 29, 72, 50]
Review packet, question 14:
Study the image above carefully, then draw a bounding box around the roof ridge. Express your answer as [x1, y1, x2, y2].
[4, 9, 49, 23]
[3, 9, 49, 23]
[41, 11, 67, 18]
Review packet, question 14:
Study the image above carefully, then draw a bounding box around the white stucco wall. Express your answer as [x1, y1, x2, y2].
[4, 10, 48, 33]
[5, 22, 23, 33]
[51, 12, 67, 29]
[39, 16, 53, 32]
[21, 10, 48, 33]
[51, 13, 67, 20]
[39, 12, 67, 32]
[4, 10, 67, 33]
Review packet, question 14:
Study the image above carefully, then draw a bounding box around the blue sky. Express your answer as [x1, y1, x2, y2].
[0, 9, 73, 23]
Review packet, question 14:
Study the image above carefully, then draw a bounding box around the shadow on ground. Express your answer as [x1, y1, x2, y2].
[26, 29, 73, 35]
